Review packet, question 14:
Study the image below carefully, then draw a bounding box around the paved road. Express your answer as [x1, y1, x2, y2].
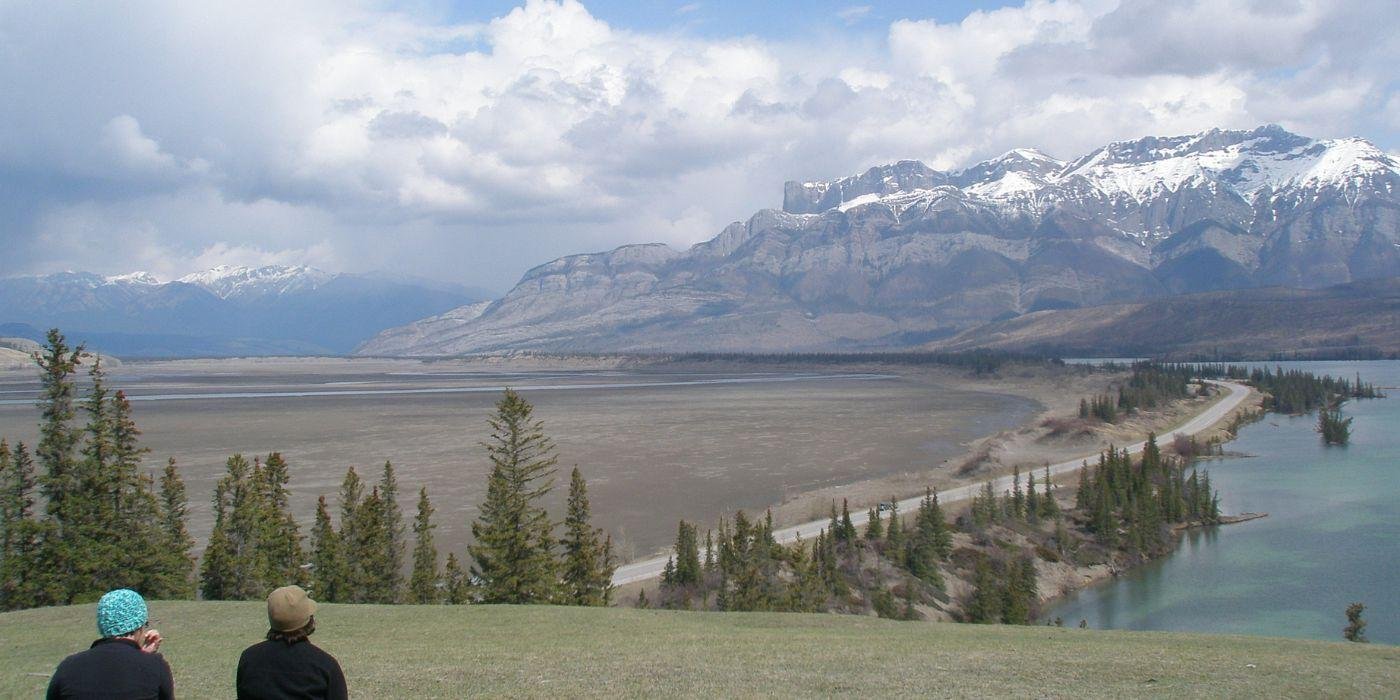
[612, 380, 1251, 586]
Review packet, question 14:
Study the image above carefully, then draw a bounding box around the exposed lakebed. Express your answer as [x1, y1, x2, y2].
[0, 358, 1038, 559]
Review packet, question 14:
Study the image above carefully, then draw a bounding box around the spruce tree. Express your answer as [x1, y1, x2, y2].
[967, 558, 1001, 623]
[1343, 602, 1368, 643]
[309, 495, 347, 602]
[336, 467, 365, 600]
[560, 468, 614, 606]
[34, 331, 85, 603]
[469, 389, 559, 604]
[409, 487, 440, 604]
[377, 461, 405, 601]
[839, 499, 857, 542]
[254, 453, 304, 590]
[152, 458, 195, 598]
[864, 507, 883, 541]
[443, 552, 470, 604]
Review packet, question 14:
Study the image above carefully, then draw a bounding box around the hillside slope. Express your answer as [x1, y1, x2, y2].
[3, 603, 1395, 697]
[932, 277, 1400, 358]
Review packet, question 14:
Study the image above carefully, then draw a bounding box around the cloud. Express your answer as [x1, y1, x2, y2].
[1, 0, 1396, 290]
[837, 6, 874, 25]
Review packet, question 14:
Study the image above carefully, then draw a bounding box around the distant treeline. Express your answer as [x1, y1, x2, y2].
[1078, 363, 1197, 423]
[646, 349, 1063, 374]
[1188, 363, 1382, 414]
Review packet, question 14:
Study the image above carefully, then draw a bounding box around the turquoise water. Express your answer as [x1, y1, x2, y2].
[1050, 361, 1400, 644]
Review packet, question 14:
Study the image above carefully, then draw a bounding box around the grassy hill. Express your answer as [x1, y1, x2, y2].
[3, 602, 1396, 697]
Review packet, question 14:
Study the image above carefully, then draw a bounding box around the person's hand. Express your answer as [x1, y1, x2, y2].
[140, 628, 163, 654]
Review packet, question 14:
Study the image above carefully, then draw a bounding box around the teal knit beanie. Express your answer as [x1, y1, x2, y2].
[96, 589, 148, 637]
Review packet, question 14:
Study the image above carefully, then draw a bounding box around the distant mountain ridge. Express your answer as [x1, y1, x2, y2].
[0, 266, 489, 357]
[360, 125, 1400, 356]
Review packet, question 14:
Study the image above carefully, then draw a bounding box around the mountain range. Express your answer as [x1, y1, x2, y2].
[360, 125, 1400, 356]
[0, 266, 490, 357]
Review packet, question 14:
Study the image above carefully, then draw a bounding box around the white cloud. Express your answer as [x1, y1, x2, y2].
[837, 6, 874, 25]
[1, 0, 1396, 290]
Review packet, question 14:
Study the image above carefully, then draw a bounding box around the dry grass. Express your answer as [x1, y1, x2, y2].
[4, 602, 1396, 698]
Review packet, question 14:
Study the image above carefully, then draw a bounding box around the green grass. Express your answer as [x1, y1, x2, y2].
[3, 602, 1396, 698]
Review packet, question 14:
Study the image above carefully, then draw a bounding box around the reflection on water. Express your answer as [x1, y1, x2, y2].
[1050, 361, 1400, 644]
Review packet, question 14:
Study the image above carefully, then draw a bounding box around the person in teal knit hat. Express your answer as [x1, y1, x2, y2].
[47, 589, 174, 699]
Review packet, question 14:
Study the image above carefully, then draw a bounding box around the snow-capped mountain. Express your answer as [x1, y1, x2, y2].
[177, 265, 335, 300]
[361, 125, 1399, 356]
[0, 266, 489, 357]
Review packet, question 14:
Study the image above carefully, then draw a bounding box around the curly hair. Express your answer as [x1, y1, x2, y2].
[266, 616, 316, 644]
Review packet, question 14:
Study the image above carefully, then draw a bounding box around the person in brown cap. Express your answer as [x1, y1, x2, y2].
[236, 585, 347, 700]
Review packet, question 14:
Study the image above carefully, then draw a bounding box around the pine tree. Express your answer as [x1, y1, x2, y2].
[839, 499, 857, 542]
[377, 461, 405, 601]
[443, 552, 470, 604]
[409, 487, 440, 604]
[335, 467, 365, 600]
[1343, 602, 1368, 643]
[864, 507, 883, 541]
[152, 458, 195, 598]
[469, 389, 559, 604]
[967, 558, 1001, 623]
[309, 495, 347, 602]
[254, 453, 304, 590]
[560, 468, 614, 606]
[33, 331, 86, 604]
[200, 454, 263, 600]
[885, 502, 904, 566]
[350, 486, 393, 603]
[1040, 466, 1060, 518]
[0, 441, 43, 609]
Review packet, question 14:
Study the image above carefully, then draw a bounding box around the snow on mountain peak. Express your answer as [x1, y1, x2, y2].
[105, 271, 160, 285]
[177, 264, 333, 299]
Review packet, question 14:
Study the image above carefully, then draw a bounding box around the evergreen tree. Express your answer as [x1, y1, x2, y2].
[0, 441, 44, 609]
[560, 468, 615, 606]
[34, 331, 85, 603]
[839, 499, 857, 542]
[152, 458, 195, 598]
[254, 453, 304, 590]
[309, 495, 347, 602]
[443, 552, 471, 604]
[967, 558, 1001, 623]
[200, 455, 261, 600]
[1040, 466, 1060, 518]
[884, 502, 904, 566]
[469, 389, 559, 604]
[409, 487, 440, 604]
[335, 467, 365, 599]
[1343, 602, 1368, 643]
[377, 461, 405, 601]
[864, 507, 883, 541]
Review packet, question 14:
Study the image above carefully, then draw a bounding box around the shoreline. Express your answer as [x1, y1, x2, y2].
[614, 376, 1256, 586]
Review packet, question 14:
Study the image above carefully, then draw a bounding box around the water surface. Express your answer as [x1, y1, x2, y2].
[1051, 360, 1400, 644]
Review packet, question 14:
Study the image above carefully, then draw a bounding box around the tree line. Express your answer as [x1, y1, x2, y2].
[1, 332, 194, 610]
[0, 331, 615, 611]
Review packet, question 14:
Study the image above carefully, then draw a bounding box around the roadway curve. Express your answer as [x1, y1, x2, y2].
[612, 380, 1252, 586]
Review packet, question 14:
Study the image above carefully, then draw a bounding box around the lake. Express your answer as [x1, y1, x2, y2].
[1050, 360, 1400, 644]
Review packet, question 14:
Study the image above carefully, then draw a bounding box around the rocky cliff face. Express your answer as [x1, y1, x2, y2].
[360, 125, 1400, 356]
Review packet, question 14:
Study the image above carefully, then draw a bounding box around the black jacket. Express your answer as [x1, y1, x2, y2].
[46, 637, 175, 700]
[236, 639, 348, 700]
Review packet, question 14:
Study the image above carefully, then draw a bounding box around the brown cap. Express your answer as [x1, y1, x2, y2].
[267, 585, 318, 632]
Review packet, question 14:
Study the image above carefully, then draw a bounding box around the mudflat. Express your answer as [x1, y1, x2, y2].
[0, 356, 1054, 559]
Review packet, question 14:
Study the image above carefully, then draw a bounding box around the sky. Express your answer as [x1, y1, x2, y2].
[2, 0, 1398, 293]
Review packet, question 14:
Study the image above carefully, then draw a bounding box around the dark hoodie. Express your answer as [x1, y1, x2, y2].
[236, 639, 347, 700]
[47, 637, 175, 699]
